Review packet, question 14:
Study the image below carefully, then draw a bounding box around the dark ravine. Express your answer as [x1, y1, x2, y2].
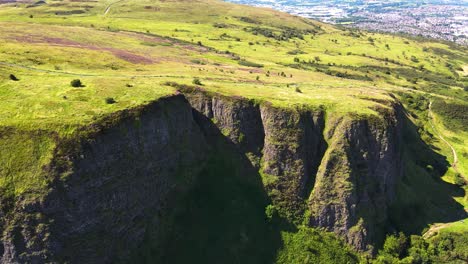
[1, 90, 406, 262]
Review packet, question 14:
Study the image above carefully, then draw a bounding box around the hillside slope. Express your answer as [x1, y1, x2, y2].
[0, 0, 467, 263]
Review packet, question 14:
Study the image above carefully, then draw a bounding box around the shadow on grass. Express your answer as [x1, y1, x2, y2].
[388, 112, 467, 235]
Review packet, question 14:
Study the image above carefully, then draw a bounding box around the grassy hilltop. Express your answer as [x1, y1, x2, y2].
[0, 0, 467, 263]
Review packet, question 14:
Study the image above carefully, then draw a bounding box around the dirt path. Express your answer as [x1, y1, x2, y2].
[104, 0, 124, 16]
[422, 223, 452, 239]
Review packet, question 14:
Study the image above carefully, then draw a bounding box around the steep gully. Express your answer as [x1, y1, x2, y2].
[0, 88, 417, 262]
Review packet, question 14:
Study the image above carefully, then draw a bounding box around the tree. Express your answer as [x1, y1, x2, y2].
[192, 77, 203, 86]
[407, 235, 431, 264]
[71, 79, 83, 87]
[105, 97, 116, 104]
[9, 74, 19, 81]
[382, 232, 409, 259]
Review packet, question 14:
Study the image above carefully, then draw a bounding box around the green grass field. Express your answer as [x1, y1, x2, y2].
[1, 1, 465, 130]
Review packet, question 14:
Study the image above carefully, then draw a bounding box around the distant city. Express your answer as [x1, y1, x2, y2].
[225, 0, 468, 45]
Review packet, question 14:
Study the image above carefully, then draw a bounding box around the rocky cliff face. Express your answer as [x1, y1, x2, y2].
[184, 88, 403, 252]
[309, 107, 403, 252]
[0, 95, 208, 263]
[184, 90, 327, 220]
[0, 89, 405, 262]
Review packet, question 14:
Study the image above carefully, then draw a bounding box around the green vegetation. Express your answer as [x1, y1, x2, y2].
[0, 128, 55, 199]
[238, 59, 264, 68]
[373, 232, 468, 263]
[192, 77, 203, 86]
[277, 226, 359, 263]
[70, 79, 83, 88]
[432, 99, 468, 132]
[105, 97, 116, 104]
[9, 73, 18, 81]
[0, 0, 467, 262]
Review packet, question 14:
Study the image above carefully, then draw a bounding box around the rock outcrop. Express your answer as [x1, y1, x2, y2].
[309, 107, 403, 252]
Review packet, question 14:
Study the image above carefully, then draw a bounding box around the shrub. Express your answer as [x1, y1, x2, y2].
[105, 97, 116, 104]
[287, 49, 306, 55]
[9, 74, 19, 81]
[410, 56, 419, 63]
[191, 59, 206, 65]
[454, 174, 465, 186]
[213, 23, 227, 28]
[238, 60, 263, 68]
[192, 77, 203, 86]
[265, 204, 277, 222]
[70, 79, 83, 87]
[239, 16, 258, 24]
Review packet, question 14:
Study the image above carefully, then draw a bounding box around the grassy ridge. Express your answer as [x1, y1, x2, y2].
[0, 0, 466, 134]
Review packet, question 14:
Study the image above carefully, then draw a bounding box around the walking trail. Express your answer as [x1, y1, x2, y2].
[104, 0, 124, 15]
